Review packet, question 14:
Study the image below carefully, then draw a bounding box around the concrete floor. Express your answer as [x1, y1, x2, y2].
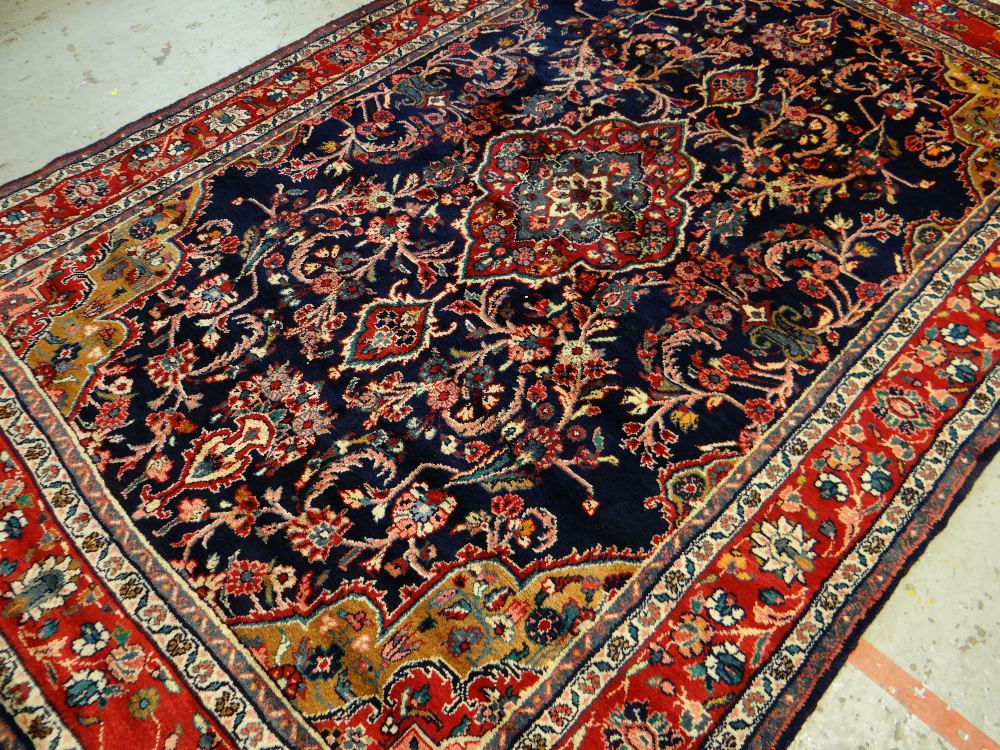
[0, 2, 997, 748]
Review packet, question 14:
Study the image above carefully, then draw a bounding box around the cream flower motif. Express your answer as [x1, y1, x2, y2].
[429, 0, 467, 10]
[814, 472, 849, 502]
[206, 106, 250, 134]
[559, 340, 593, 365]
[750, 516, 817, 585]
[705, 589, 745, 627]
[388, 483, 456, 539]
[0, 509, 27, 542]
[64, 669, 109, 707]
[968, 272, 1000, 313]
[72, 622, 111, 657]
[7, 556, 80, 621]
[704, 641, 747, 686]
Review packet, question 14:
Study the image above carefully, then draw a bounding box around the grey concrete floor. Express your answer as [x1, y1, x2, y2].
[0, 2, 998, 748]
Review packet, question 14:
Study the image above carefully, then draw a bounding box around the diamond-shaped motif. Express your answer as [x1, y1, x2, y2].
[461, 118, 694, 283]
[703, 64, 763, 108]
[343, 299, 433, 370]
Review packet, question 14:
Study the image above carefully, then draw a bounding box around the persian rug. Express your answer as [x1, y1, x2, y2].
[0, 0, 998, 748]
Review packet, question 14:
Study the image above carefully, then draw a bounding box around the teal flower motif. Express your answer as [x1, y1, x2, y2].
[64, 669, 109, 707]
[704, 641, 747, 688]
[945, 357, 978, 384]
[0, 509, 26, 542]
[72, 621, 111, 657]
[941, 323, 975, 346]
[705, 589, 745, 627]
[7, 556, 80, 622]
[861, 461, 893, 496]
[814, 472, 848, 502]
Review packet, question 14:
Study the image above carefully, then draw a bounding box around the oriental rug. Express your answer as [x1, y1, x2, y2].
[0, 1, 999, 748]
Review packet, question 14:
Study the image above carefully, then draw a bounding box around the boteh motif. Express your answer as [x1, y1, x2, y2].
[462, 119, 694, 281]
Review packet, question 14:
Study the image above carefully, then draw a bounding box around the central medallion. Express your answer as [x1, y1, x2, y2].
[461, 117, 694, 283]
